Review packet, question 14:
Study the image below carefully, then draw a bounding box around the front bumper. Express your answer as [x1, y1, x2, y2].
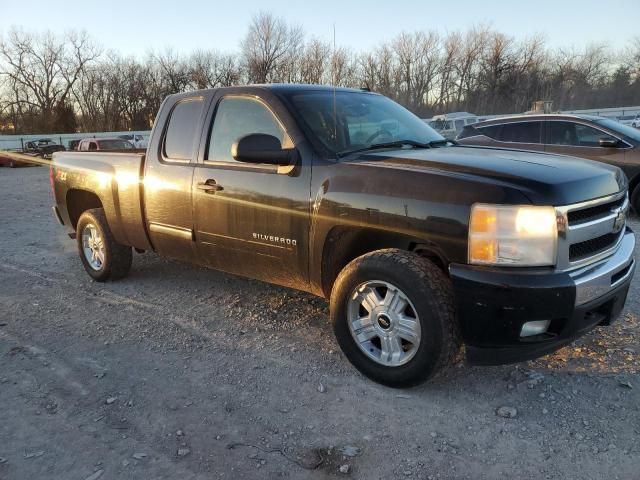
[450, 227, 636, 365]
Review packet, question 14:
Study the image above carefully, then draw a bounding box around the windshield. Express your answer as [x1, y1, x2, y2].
[98, 139, 133, 149]
[594, 118, 640, 142]
[287, 91, 445, 156]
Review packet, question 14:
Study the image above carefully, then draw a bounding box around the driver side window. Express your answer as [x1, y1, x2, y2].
[207, 96, 292, 163]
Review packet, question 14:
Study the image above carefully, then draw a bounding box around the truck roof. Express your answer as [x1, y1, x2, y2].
[168, 83, 376, 100]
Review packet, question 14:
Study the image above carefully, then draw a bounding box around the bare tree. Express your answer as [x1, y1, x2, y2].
[3, 20, 640, 134]
[300, 39, 331, 85]
[435, 33, 460, 111]
[391, 31, 440, 112]
[0, 28, 99, 132]
[241, 11, 304, 83]
[153, 48, 191, 94]
[189, 50, 240, 89]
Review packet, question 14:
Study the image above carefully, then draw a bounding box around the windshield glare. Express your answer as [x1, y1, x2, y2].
[594, 118, 640, 142]
[288, 91, 445, 155]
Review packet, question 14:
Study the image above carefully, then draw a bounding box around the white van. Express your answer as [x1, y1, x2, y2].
[427, 112, 478, 139]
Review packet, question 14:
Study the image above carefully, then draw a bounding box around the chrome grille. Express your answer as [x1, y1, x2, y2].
[569, 232, 622, 262]
[567, 196, 626, 226]
[556, 191, 628, 270]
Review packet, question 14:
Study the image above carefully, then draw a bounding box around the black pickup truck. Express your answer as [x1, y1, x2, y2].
[51, 84, 636, 387]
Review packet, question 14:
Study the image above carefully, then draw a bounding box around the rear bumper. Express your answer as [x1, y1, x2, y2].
[450, 228, 635, 365]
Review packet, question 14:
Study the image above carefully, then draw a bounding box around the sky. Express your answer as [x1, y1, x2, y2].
[1, 0, 638, 56]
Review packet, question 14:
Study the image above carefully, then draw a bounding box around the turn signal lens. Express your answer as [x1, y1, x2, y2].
[469, 204, 558, 266]
[469, 238, 497, 263]
[470, 208, 496, 234]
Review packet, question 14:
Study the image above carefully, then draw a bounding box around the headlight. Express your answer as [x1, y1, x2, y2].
[469, 204, 557, 266]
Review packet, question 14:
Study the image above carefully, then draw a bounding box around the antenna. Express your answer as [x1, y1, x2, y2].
[332, 23, 337, 147]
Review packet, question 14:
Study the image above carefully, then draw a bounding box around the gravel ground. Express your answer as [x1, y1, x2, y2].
[0, 166, 639, 480]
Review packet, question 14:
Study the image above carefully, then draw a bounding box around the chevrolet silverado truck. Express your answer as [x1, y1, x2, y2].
[51, 85, 636, 387]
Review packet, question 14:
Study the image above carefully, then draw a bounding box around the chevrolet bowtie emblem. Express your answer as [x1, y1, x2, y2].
[612, 207, 626, 233]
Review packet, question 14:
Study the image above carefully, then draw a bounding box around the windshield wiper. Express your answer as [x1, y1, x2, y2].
[337, 140, 431, 158]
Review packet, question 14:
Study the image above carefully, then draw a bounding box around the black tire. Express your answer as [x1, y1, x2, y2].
[631, 185, 640, 216]
[76, 208, 132, 282]
[330, 249, 460, 388]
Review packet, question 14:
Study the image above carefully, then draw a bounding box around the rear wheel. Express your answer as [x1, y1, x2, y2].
[76, 208, 132, 282]
[330, 249, 460, 388]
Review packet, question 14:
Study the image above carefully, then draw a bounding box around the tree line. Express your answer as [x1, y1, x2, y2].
[1, 12, 639, 134]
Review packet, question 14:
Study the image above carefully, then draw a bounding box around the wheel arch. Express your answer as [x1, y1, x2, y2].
[320, 226, 449, 298]
[66, 189, 104, 230]
[629, 173, 640, 195]
[629, 173, 640, 213]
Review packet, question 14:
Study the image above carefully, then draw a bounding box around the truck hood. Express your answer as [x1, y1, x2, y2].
[354, 145, 626, 205]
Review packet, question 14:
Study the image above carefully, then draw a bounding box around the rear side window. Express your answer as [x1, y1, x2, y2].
[548, 122, 577, 145]
[496, 122, 541, 143]
[457, 125, 477, 139]
[475, 124, 502, 140]
[164, 97, 205, 161]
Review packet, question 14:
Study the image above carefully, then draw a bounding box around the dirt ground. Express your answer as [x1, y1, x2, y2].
[1, 166, 639, 480]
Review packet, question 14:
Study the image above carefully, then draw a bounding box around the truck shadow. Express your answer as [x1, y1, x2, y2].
[124, 251, 640, 386]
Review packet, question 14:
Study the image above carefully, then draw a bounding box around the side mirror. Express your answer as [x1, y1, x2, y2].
[232, 134, 294, 166]
[599, 138, 620, 148]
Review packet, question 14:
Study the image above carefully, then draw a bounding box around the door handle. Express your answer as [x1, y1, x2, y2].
[197, 180, 223, 193]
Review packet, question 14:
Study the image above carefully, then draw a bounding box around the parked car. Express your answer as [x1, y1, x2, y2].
[77, 138, 134, 151]
[427, 112, 478, 139]
[457, 114, 640, 213]
[118, 134, 148, 148]
[67, 139, 81, 151]
[631, 116, 640, 129]
[23, 139, 66, 158]
[51, 85, 634, 387]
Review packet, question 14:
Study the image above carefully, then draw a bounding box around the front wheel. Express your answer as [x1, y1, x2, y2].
[330, 249, 460, 388]
[76, 208, 132, 282]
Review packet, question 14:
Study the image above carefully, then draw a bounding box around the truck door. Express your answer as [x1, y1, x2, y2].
[192, 94, 311, 290]
[143, 95, 207, 263]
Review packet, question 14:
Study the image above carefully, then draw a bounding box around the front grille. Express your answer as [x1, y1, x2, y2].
[569, 232, 621, 262]
[568, 197, 625, 225]
[556, 192, 628, 270]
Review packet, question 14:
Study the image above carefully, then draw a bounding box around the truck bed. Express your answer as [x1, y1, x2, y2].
[52, 150, 152, 250]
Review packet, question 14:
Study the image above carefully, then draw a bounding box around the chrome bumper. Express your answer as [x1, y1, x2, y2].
[570, 228, 636, 305]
